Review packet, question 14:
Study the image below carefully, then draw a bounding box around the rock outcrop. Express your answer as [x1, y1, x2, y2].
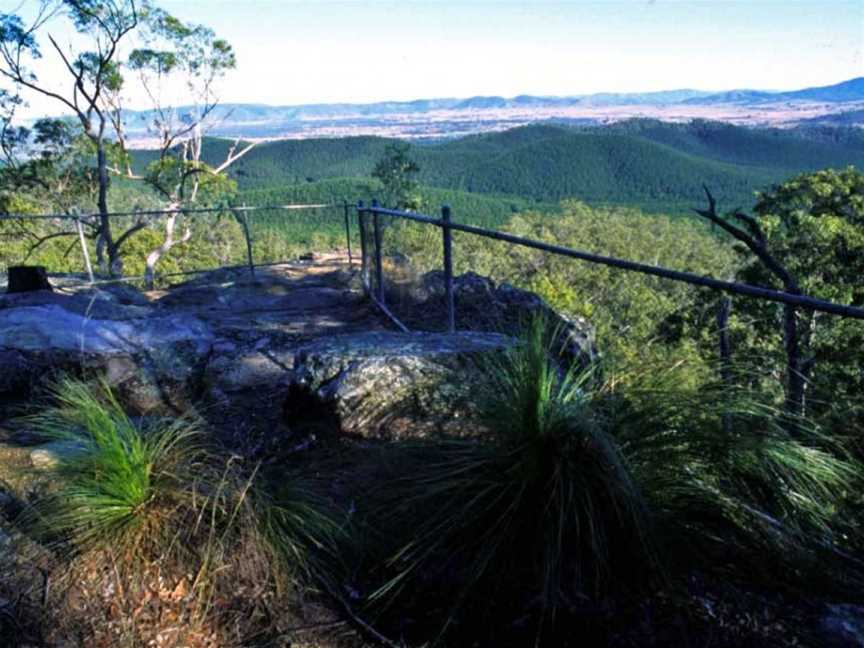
[398, 270, 596, 367]
[0, 258, 586, 447]
[0, 288, 214, 415]
[206, 330, 511, 443]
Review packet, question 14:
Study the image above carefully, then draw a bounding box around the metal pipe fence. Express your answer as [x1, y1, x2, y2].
[4, 199, 864, 329]
[0, 203, 356, 287]
[355, 202, 864, 334]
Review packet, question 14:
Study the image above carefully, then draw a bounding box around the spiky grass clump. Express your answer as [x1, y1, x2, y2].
[23, 378, 228, 562]
[606, 363, 863, 589]
[258, 468, 350, 585]
[17, 378, 346, 644]
[366, 319, 652, 640]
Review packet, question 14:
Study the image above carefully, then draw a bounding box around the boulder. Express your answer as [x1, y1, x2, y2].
[0, 289, 214, 416]
[0, 262, 589, 447]
[288, 331, 512, 439]
[203, 330, 513, 445]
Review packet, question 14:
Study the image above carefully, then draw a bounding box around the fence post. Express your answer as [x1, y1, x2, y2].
[371, 199, 385, 304]
[441, 205, 456, 333]
[358, 200, 369, 294]
[73, 212, 95, 284]
[236, 204, 256, 278]
[343, 201, 353, 265]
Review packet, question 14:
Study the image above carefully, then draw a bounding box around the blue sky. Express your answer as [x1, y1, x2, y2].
[3, 0, 862, 114]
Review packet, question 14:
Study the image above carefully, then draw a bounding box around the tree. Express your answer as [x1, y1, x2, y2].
[696, 168, 864, 421]
[735, 168, 864, 419]
[372, 141, 421, 210]
[1, 0, 141, 275]
[120, 6, 253, 286]
[1, 2, 249, 282]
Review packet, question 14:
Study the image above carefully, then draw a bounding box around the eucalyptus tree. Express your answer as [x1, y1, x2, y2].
[121, 6, 254, 286]
[372, 142, 421, 210]
[1, 2, 249, 281]
[693, 169, 864, 422]
[0, 0, 142, 274]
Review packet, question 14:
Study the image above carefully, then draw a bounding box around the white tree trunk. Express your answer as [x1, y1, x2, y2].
[144, 208, 192, 289]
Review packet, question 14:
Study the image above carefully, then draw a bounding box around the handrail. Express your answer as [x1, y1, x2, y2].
[5, 199, 863, 325]
[360, 204, 864, 322]
[0, 203, 340, 222]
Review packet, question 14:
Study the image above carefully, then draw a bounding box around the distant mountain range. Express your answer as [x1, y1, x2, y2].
[127, 118, 864, 218]
[118, 77, 864, 143]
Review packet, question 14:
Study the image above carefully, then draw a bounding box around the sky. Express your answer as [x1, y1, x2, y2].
[2, 0, 862, 116]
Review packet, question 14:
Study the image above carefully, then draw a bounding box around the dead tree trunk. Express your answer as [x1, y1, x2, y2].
[695, 187, 807, 421]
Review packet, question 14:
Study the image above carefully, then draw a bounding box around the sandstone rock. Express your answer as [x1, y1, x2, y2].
[203, 330, 512, 444]
[0, 291, 214, 416]
[0, 261, 586, 447]
[288, 330, 512, 439]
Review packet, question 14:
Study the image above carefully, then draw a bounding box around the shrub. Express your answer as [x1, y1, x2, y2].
[362, 323, 863, 645]
[365, 319, 653, 641]
[17, 378, 344, 645]
[608, 365, 863, 588]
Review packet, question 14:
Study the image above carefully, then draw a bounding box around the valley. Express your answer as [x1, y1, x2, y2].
[120, 77, 864, 144]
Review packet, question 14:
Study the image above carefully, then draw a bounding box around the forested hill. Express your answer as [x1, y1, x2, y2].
[131, 120, 864, 214]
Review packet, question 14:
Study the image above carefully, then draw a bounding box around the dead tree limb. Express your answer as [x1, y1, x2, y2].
[695, 186, 808, 419]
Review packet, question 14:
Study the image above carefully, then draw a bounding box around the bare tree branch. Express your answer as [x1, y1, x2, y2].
[695, 186, 808, 420]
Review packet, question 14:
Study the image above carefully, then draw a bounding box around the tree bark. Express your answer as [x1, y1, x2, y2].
[95, 138, 122, 277]
[144, 210, 191, 289]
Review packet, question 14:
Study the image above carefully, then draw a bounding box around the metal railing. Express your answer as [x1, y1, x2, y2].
[355, 201, 864, 333]
[0, 202, 357, 286]
[4, 199, 864, 332]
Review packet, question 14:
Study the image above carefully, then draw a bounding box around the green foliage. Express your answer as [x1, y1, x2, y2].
[362, 329, 861, 643]
[130, 136, 393, 189]
[748, 167, 864, 303]
[366, 321, 653, 641]
[716, 168, 864, 425]
[258, 467, 350, 583]
[387, 199, 736, 371]
[14, 377, 349, 643]
[154, 123, 864, 216]
[22, 378, 213, 559]
[144, 155, 237, 204]
[0, 120, 102, 215]
[607, 361, 862, 587]
[372, 141, 421, 209]
[603, 119, 864, 171]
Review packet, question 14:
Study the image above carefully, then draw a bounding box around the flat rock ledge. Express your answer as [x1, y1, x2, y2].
[0, 261, 555, 445]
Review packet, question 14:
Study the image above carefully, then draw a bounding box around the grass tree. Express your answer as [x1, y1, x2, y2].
[365, 318, 654, 642]
[18, 377, 348, 643]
